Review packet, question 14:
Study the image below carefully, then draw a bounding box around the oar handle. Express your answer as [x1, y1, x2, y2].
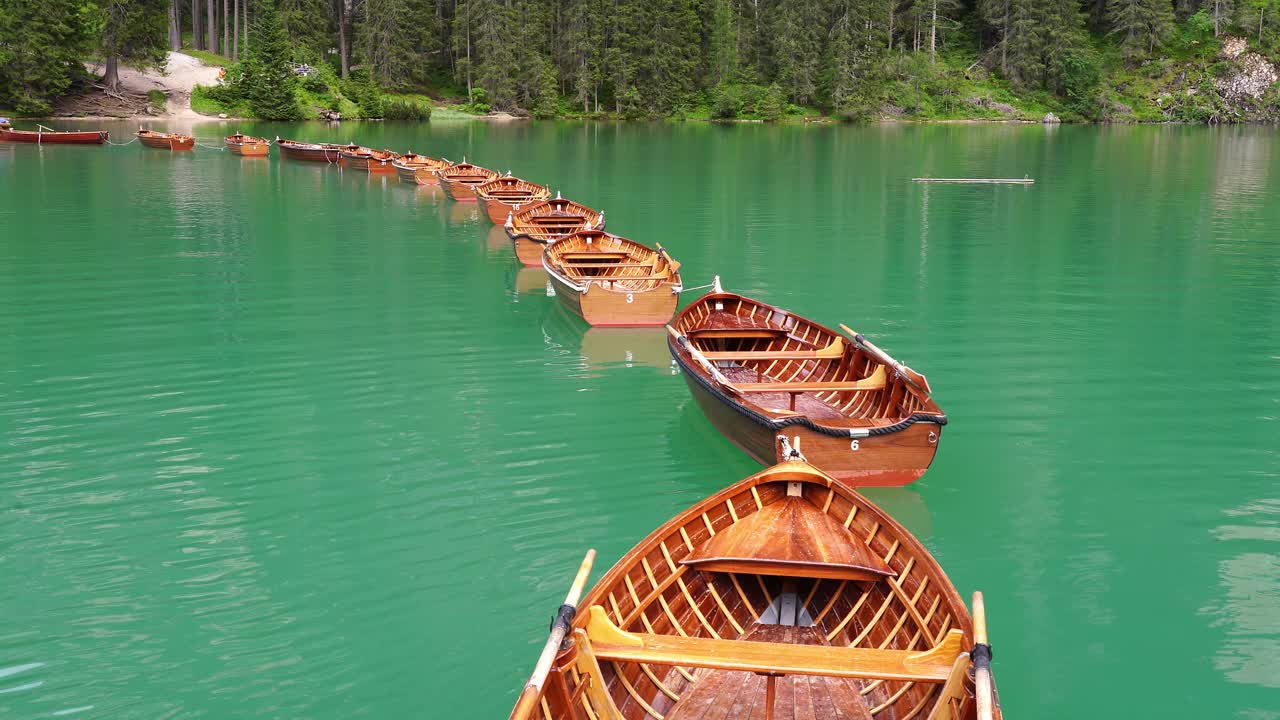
[510, 549, 597, 720]
[838, 324, 930, 395]
[666, 326, 737, 390]
[971, 591, 994, 720]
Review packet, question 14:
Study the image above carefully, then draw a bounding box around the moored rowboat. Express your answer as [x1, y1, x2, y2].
[542, 230, 682, 327]
[0, 121, 107, 144]
[136, 128, 194, 150]
[475, 174, 551, 224]
[274, 137, 357, 162]
[437, 160, 499, 201]
[666, 282, 946, 486]
[224, 132, 270, 156]
[509, 458, 1002, 720]
[392, 152, 449, 184]
[505, 195, 605, 267]
[341, 146, 400, 172]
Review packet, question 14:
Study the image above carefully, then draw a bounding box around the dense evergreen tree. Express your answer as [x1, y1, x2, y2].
[98, 0, 170, 92]
[0, 0, 96, 114]
[242, 1, 304, 118]
[1109, 0, 1176, 56]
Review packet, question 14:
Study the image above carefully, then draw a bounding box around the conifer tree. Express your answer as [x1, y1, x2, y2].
[0, 0, 96, 114]
[771, 0, 827, 105]
[1108, 0, 1175, 57]
[242, 1, 303, 119]
[98, 0, 169, 92]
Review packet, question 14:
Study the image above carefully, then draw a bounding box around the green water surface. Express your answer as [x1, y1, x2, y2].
[1, 121, 1277, 718]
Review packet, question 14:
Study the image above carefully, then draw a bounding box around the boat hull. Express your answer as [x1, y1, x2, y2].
[479, 197, 524, 224]
[138, 135, 194, 150]
[546, 270, 679, 327]
[0, 128, 107, 144]
[345, 155, 396, 173]
[672, 344, 942, 486]
[277, 144, 343, 162]
[441, 178, 481, 201]
[508, 233, 547, 266]
[226, 141, 268, 156]
[395, 165, 439, 185]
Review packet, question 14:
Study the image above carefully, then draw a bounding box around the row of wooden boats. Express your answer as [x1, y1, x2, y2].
[5, 123, 1004, 716]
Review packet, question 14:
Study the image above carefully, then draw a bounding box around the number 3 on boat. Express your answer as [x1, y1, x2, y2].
[666, 281, 946, 486]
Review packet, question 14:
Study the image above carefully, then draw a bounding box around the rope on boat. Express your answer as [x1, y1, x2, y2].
[670, 343, 946, 438]
[105, 136, 138, 146]
[679, 280, 719, 293]
[195, 142, 226, 151]
[778, 435, 807, 462]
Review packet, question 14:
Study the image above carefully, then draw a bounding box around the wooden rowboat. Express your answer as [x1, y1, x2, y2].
[136, 128, 194, 151]
[437, 159, 499, 201]
[666, 282, 945, 486]
[475, 174, 552, 224]
[543, 230, 682, 327]
[510, 458, 1002, 720]
[505, 195, 605, 267]
[274, 137, 357, 162]
[0, 121, 107, 144]
[341, 146, 400, 172]
[392, 152, 449, 185]
[224, 132, 269, 156]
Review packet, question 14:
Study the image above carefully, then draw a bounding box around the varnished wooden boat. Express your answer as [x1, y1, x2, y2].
[543, 230, 682, 327]
[0, 121, 107, 144]
[510, 458, 1002, 720]
[274, 137, 357, 162]
[392, 152, 449, 184]
[437, 159, 499, 201]
[666, 282, 946, 486]
[505, 195, 606, 267]
[136, 128, 194, 150]
[224, 132, 269, 156]
[341, 146, 400, 172]
[476, 174, 552, 224]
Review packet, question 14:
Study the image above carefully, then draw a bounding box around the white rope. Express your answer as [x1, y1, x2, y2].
[105, 136, 138, 146]
[194, 142, 226, 151]
[679, 281, 718, 293]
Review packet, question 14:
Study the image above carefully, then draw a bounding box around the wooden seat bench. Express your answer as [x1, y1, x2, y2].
[701, 337, 845, 361]
[584, 606, 961, 683]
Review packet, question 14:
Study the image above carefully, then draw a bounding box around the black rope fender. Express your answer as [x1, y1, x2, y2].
[971, 642, 992, 670]
[669, 336, 947, 438]
[549, 603, 577, 633]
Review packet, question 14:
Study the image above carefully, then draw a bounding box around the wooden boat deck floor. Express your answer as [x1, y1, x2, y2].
[664, 626, 873, 720]
[721, 367, 846, 420]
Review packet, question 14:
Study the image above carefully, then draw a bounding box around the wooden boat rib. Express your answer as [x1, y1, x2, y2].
[0, 121, 107, 144]
[136, 128, 194, 151]
[505, 195, 605, 267]
[274, 137, 358, 163]
[666, 282, 945, 486]
[437, 160, 499, 201]
[224, 132, 269, 156]
[510, 459, 1001, 720]
[392, 152, 449, 185]
[542, 229, 683, 327]
[341, 146, 400, 173]
[475, 174, 552, 224]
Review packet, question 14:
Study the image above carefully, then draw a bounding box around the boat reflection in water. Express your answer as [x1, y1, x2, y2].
[486, 224, 513, 256]
[507, 265, 553, 302]
[448, 199, 481, 224]
[542, 303, 672, 373]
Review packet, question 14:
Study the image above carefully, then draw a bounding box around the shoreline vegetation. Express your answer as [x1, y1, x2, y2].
[2, 1, 1278, 125]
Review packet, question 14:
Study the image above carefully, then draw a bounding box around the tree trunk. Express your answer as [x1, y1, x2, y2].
[169, 2, 181, 50]
[192, 0, 201, 49]
[1001, 0, 1009, 76]
[243, 0, 249, 53]
[233, 0, 239, 59]
[104, 55, 120, 92]
[223, 0, 229, 56]
[337, 0, 350, 78]
[929, 0, 937, 62]
[464, 4, 472, 100]
[207, 0, 217, 54]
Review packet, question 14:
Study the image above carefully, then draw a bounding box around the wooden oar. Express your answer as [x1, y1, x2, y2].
[838, 324, 931, 394]
[509, 550, 597, 720]
[666, 326, 738, 390]
[972, 591, 995, 720]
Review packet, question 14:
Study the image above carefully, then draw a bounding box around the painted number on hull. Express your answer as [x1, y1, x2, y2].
[850, 439, 860, 451]
[626, 293, 634, 304]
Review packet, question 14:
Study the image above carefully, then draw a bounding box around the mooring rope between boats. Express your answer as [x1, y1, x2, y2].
[679, 281, 719, 293]
[195, 142, 226, 151]
[105, 137, 138, 146]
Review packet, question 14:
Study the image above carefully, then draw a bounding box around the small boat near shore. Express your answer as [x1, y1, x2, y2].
[274, 137, 356, 162]
[0, 120, 107, 145]
[437, 160, 499, 201]
[509, 457, 1001, 720]
[666, 282, 946, 486]
[136, 128, 194, 151]
[505, 195, 605, 266]
[341, 146, 399, 172]
[392, 152, 449, 184]
[224, 132, 269, 156]
[543, 230, 682, 327]
[475, 175, 551, 224]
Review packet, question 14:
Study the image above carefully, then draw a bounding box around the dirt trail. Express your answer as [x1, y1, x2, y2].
[82, 52, 223, 119]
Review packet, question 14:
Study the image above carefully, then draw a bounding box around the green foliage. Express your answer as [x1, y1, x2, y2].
[0, 0, 97, 115]
[341, 70, 386, 118]
[382, 96, 432, 120]
[710, 84, 742, 118]
[241, 3, 304, 120]
[147, 89, 166, 110]
[97, 0, 169, 81]
[1107, 0, 1176, 59]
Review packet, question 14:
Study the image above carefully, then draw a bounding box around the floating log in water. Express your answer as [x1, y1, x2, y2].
[912, 176, 1034, 184]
